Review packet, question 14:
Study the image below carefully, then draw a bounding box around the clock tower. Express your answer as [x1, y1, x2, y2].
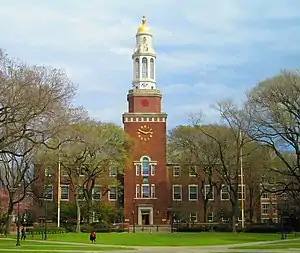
[122, 16, 169, 228]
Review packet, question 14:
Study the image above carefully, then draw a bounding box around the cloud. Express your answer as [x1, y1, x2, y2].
[1, 0, 300, 128]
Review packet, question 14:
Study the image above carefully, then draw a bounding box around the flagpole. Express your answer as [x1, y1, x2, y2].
[240, 130, 245, 229]
[57, 146, 61, 228]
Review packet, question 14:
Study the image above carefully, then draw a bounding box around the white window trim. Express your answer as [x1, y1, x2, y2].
[77, 188, 85, 201]
[44, 185, 53, 201]
[92, 211, 99, 222]
[108, 186, 117, 201]
[150, 164, 155, 176]
[204, 185, 214, 201]
[136, 184, 140, 198]
[109, 167, 117, 177]
[141, 184, 150, 199]
[188, 184, 198, 201]
[261, 203, 269, 215]
[173, 166, 180, 177]
[60, 184, 69, 201]
[135, 164, 140, 176]
[151, 184, 156, 198]
[221, 184, 230, 200]
[92, 185, 101, 200]
[172, 185, 182, 201]
[208, 212, 214, 222]
[190, 212, 198, 222]
[189, 167, 197, 177]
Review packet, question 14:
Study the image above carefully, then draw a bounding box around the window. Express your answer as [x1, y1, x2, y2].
[172, 185, 182, 201]
[272, 204, 277, 214]
[92, 211, 99, 223]
[208, 212, 214, 222]
[44, 185, 53, 200]
[141, 157, 150, 176]
[221, 184, 230, 200]
[189, 167, 197, 177]
[142, 57, 148, 78]
[109, 167, 117, 177]
[262, 204, 269, 214]
[142, 184, 150, 198]
[150, 58, 154, 79]
[136, 184, 140, 198]
[135, 58, 139, 78]
[135, 164, 140, 176]
[150, 164, 155, 176]
[108, 186, 117, 201]
[77, 188, 84, 201]
[151, 184, 156, 198]
[173, 166, 180, 177]
[92, 185, 101, 200]
[238, 185, 246, 200]
[190, 212, 197, 222]
[205, 185, 214, 200]
[61, 185, 69, 201]
[262, 191, 269, 199]
[189, 185, 198, 200]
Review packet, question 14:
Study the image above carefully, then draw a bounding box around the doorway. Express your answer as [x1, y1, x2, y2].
[142, 212, 150, 225]
[142, 213, 150, 225]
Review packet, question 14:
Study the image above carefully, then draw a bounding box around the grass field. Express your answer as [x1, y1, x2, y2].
[0, 239, 133, 253]
[3, 232, 281, 246]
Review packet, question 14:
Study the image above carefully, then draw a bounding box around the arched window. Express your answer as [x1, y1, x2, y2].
[142, 57, 148, 78]
[141, 156, 150, 176]
[135, 58, 140, 78]
[150, 58, 154, 79]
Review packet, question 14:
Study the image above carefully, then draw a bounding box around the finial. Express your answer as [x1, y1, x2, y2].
[141, 16, 146, 25]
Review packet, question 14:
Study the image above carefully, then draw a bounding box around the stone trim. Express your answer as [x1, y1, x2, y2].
[127, 89, 162, 97]
[123, 113, 167, 123]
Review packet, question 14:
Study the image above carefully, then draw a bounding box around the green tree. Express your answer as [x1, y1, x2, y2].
[37, 121, 132, 232]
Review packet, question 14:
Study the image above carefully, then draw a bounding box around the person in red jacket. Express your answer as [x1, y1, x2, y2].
[90, 231, 96, 243]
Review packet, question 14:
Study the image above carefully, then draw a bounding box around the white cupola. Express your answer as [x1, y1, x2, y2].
[132, 16, 156, 90]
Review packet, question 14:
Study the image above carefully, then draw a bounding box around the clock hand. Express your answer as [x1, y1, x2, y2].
[138, 129, 148, 134]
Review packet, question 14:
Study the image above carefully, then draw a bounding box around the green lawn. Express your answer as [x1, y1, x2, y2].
[0, 239, 132, 252]
[234, 238, 300, 250]
[42, 232, 280, 246]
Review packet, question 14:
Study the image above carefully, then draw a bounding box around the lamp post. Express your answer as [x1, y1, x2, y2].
[16, 183, 21, 247]
[44, 172, 51, 240]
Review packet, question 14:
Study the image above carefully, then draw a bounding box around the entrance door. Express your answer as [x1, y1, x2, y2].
[141, 210, 150, 225]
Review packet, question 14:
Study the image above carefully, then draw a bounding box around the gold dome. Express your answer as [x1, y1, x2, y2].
[137, 16, 152, 33]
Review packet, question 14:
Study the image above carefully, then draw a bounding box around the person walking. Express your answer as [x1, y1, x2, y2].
[90, 231, 96, 243]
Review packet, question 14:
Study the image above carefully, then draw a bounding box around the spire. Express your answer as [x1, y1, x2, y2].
[132, 16, 156, 90]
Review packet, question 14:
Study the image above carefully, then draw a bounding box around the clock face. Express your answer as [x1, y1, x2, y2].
[137, 125, 153, 141]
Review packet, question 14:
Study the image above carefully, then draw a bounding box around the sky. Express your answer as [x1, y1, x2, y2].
[1, 0, 300, 129]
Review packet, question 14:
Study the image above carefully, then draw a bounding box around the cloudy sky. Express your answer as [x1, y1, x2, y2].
[1, 0, 300, 129]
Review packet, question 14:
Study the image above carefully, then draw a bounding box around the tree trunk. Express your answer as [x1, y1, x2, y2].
[5, 203, 14, 235]
[75, 197, 81, 233]
[231, 201, 238, 232]
[249, 191, 254, 223]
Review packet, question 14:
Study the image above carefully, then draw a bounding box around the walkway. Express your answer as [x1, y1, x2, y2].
[1, 237, 299, 253]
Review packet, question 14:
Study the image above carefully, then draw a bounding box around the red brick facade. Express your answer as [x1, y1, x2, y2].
[123, 89, 169, 225]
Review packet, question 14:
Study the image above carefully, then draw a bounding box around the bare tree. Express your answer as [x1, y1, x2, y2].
[190, 101, 254, 231]
[246, 70, 300, 197]
[0, 51, 79, 233]
[168, 125, 220, 222]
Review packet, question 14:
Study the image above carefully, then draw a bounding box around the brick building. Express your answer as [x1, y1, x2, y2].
[35, 16, 278, 227]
